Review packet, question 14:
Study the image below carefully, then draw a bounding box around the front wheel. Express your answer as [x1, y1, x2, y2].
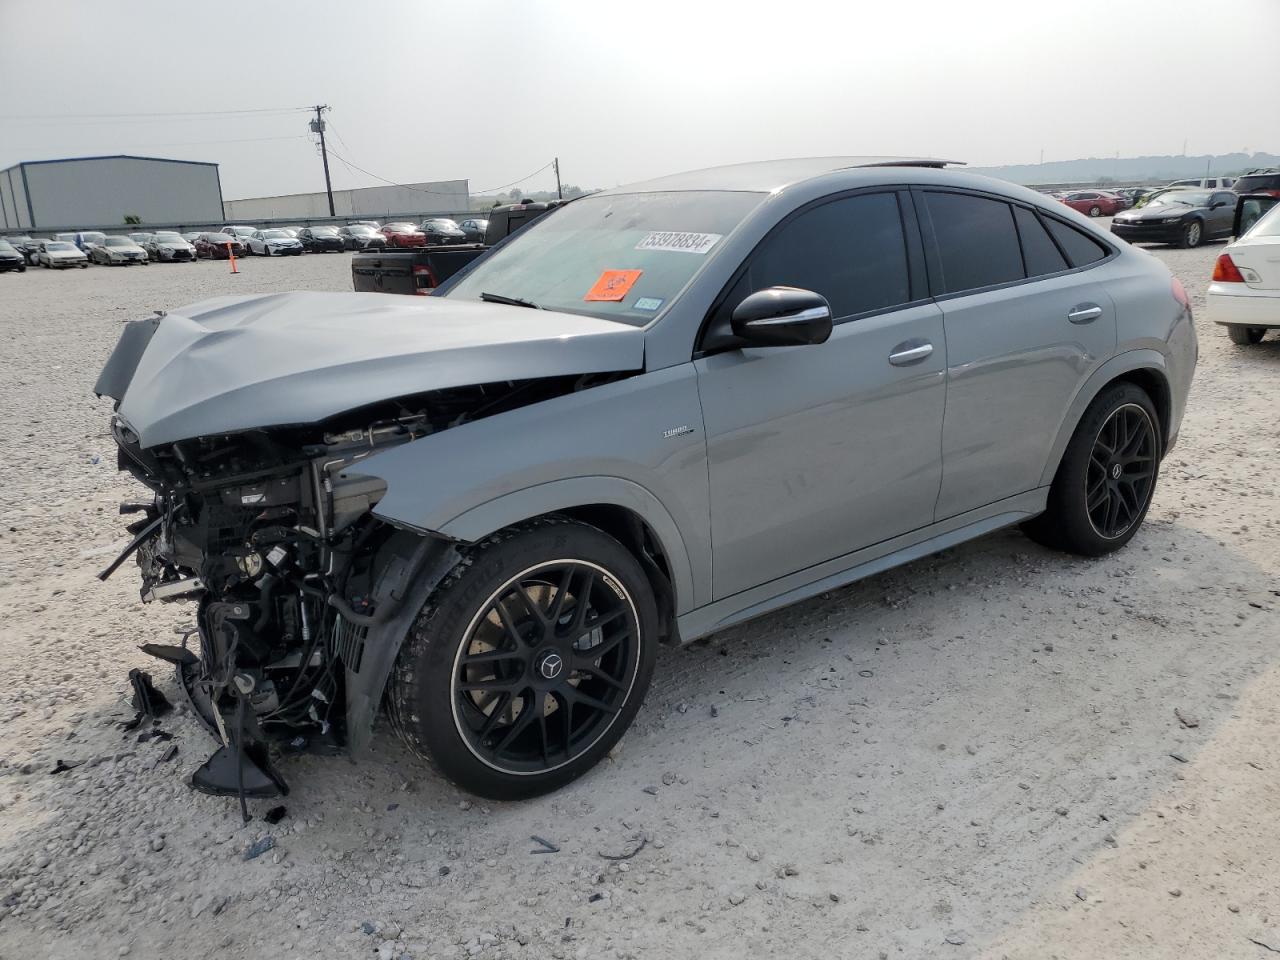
[1178, 220, 1203, 248]
[1023, 382, 1161, 556]
[387, 518, 658, 800]
[1089, 205, 1101, 218]
[1226, 325, 1266, 345]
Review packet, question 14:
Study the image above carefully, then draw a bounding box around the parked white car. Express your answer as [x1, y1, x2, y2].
[145, 231, 197, 262]
[1169, 176, 1235, 190]
[247, 229, 304, 257]
[1208, 202, 1280, 344]
[89, 236, 149, 266]
[37, 241, 89, 269]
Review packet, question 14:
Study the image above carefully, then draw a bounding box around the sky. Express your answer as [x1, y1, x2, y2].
[2, 0, 1277, 201]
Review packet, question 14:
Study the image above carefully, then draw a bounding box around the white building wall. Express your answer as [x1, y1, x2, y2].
[223, 180, 469, 221]
[19, 157, 222, 228]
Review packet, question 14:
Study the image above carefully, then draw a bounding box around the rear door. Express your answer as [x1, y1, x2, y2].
[696, 189, 947, 599]
[919, 190, 1118, 519]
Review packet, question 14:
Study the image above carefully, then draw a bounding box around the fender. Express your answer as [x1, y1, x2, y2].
[352, 364, 712, 612]
[438, 476, 697, 615]
[1038, 348, 1171, 488]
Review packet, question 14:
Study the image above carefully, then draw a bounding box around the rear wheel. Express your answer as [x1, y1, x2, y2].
[1023, 382, 1160, 556]
[388, 518, 658, 799]
[1178, 220, 1203, 248]
[1226, 325, 1267, 345]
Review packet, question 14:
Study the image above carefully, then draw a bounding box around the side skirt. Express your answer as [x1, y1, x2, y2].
[676, 488, 1048, 643]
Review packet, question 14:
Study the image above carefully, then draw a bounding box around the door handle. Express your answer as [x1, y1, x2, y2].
[888, 340, 934, 366]
[1067, 303, 1103, 324]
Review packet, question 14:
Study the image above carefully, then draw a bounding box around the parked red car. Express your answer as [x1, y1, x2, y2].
[194, 232, 245, 259]
[1059, 190, 1124, 218]
[380, 222, 426, 248]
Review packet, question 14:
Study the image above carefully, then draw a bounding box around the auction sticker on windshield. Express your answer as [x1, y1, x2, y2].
[585, 269, 643, 302]
[635, 231, 722, 254]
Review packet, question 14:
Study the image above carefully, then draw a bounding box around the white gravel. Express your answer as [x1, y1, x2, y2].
[0, 241, 1277, 959]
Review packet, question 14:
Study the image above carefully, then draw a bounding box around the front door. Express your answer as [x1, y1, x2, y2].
[696, 190, 947, 600]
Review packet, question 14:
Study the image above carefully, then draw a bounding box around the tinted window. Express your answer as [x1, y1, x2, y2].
[1043, 217, 1109, 267]
[744, 192, 911, 319]
[1014, 207, 1069, 276]
[925, 192, 1024, 293]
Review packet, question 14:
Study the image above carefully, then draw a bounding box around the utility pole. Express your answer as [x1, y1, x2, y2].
[310, 105, 335, 217]
[554, 157, 562, 200]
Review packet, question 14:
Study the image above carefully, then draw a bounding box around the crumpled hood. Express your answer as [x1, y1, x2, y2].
[100, 291, 645, 448]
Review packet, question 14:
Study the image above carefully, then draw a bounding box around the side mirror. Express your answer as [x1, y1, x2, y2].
[1211, 200, 1230, 209]
[730, 286, 833, 347]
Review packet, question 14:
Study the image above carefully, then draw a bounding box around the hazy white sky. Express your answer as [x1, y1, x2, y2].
[2, 0, 1277, 199]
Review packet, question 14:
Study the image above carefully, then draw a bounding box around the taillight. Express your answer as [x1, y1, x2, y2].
[1212, 254, 1245, 283]
[412, 263, 438, 294]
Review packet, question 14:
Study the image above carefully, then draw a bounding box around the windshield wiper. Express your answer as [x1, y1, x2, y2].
[480, 292, 542, 310]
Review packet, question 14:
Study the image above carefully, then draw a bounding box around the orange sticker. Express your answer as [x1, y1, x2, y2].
[585, 269, 642, 302]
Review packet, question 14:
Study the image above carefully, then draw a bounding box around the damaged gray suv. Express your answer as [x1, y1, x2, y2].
[97, 157, 1197, 801]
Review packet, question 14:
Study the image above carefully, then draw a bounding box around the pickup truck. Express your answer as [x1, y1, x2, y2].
[351, 200, 566, 296]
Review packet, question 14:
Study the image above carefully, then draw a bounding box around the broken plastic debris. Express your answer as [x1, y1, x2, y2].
[243, 836, 275, 861]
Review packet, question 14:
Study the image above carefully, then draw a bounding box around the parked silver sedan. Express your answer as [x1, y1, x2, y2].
[37, 241, 88, 269]
[145, 231, 197, 262]
[89, 236, 149, 266]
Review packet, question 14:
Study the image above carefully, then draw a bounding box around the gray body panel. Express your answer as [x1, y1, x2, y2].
[112, 292, 645, 448]
[106, 159, 1197, 649]
[696, 302, 946, 599]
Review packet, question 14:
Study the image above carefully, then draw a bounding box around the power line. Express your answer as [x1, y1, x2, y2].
[325, 146, 554, 196]
[0, 107, 312, 122]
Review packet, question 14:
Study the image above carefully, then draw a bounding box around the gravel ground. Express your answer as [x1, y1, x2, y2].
[0, 238, 1277, 960]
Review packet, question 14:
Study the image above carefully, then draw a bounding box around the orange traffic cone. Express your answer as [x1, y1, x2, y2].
[227, 242, 239, 274]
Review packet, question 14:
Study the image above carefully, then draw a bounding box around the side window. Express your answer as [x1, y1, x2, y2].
[1212, 192, 1233, 207]
[1013, 207, 1069, 276]
[1043, 217, 1110, 267]
[924, 191, 1024, 293]
[744, 192, 912, 320]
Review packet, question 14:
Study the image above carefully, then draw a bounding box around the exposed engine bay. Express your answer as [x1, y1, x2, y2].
[102, 375, 615, 805]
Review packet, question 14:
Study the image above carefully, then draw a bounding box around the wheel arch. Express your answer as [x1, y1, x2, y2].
[1039, 351, 1173, 488]
[432, 477, 698, 629]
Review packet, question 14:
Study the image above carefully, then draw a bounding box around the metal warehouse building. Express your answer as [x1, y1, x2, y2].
[0, 154, 224, 231]
[222, 180, 470, 221]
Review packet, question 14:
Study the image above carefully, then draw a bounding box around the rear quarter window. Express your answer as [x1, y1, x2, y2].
[1014, 207, 1069, 276]
[1043, 217, 1110, 267]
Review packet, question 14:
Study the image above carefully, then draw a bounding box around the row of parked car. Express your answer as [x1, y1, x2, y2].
[0, 215, 496, 272]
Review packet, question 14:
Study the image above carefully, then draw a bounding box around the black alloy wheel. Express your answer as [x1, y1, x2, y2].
[388, 519, 658, 799]
[451, 560, 641, 776]
[1022, 382, 1161, 556]
[1085, 403, 1157, 540]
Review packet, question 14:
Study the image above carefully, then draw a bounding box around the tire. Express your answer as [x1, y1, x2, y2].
[1226, 325, 1266, 345]
[1088, 205, 1101, 217]
[1022, 382, 1161, 557]
[387, 517, 659, 800]
[1178, 220, 1203, 248]
[17, 263, 25, 273]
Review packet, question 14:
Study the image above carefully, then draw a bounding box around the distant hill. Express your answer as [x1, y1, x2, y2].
[969, 152, 1280, 186]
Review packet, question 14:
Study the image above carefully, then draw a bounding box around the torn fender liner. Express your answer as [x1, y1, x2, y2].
[192, 743, 288, 798]
[343, 535, 461, 756]
[112, 291, 645, 448]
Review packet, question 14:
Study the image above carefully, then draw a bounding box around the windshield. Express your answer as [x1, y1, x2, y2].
[311, 227, 338, 235]
[0, 241, 15, 252]
[46, 242, 75, 251]
[384, 223, 416, 232]
[104, 237, 134, 247]
[425, 219, 461, 229]
[154, 231, 182, 240]
[346, 225, 375, 235]
[261, 230, 289, 239]
[1148, 191, 1210, 207]
[444, 191, 762, 325]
